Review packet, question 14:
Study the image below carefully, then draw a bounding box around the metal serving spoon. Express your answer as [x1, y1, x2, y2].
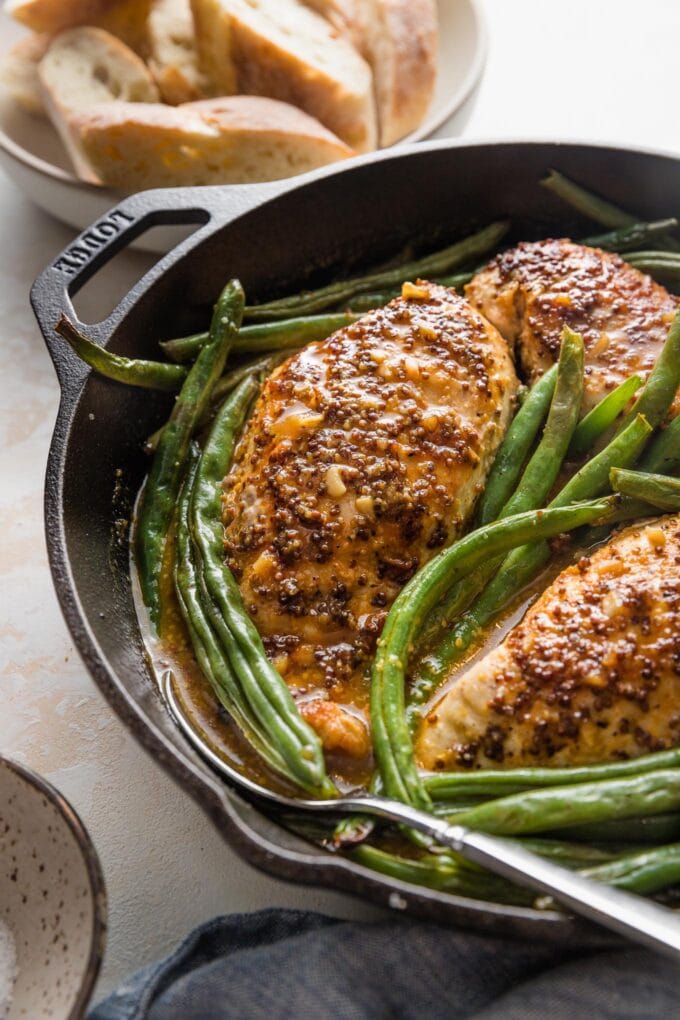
[162, 672, 680, 960]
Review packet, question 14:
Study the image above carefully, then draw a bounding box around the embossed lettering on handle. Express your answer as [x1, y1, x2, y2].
[53, 210, 135, 277]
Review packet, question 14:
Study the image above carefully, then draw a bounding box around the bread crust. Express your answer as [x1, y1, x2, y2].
[38, 27, 159, 178]
[190, 0, 377, 152]
[370, 0, 438, 146]
[60, 94, 353, 189]
[6, 0, 152, 54]
[304, 0, 438, 146]
[0, 32, 50, 116]
[147, 0, 210, 104]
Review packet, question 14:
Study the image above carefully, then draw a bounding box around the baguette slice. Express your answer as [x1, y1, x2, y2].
[300, 0, 360, 42]
[39, 27, 159, 178]
[147, 0, 210, 104]
[0, 32, 50, 116]
[304, 0, 438, 146]
[57, 95, 353, 189]
[5, 0, 151, 55]
[190, 0, 377, 152]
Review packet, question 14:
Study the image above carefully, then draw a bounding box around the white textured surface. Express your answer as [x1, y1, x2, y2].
[0, 920, 16, 1019]
[1, 0, 679, 1003]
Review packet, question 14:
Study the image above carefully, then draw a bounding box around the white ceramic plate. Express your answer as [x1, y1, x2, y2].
[0, 0, 486, 245]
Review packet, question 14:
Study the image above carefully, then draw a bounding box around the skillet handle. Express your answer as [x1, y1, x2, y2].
[30, 181, 290, 391]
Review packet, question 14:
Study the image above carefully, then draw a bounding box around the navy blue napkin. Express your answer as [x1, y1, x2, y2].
[89, 909, 679, 1020]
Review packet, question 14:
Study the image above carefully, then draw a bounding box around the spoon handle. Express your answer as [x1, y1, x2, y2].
[350, 795, 680, 960]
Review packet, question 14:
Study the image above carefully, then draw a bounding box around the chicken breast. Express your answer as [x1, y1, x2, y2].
[417, 515, 680, 771]
[223, 281, 518, 755]
[466, 239, 678, 413]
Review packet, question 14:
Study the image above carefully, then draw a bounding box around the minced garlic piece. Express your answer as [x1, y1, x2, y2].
[402, 281, 430, 301]
[415, 319, 438, 339]
[356, 494, 373, 515]
[403, 356, 421, 380]
[647, 527, 666, 550]
[325, 465, 347, 498]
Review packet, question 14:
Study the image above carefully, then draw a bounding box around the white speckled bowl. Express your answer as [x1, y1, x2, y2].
[0, 0, 486, 247]
[0, 757, 106, 1020]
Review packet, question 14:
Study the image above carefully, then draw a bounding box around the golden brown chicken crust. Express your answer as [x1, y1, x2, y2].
[223, 282, 518, 752]
[417, 515, 680, 771]
[466, 239, 679, 413]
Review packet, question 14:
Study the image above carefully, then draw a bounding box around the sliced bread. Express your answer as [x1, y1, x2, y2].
[5, 0, 108, 33]
[362, 0, 438, 146]
[147, 0, 210, 104]
[38, 27, 159, 178]
[5, 0, 151, 55]
[190, 0, 377, 152]
[304, 0, 438, 146]
[54, 95, 353, 189]
[0, 32, 50, 116]
[300, 0, 360, 42]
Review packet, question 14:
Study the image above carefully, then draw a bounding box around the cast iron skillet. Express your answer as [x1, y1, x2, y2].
[31, 140, 680, 941]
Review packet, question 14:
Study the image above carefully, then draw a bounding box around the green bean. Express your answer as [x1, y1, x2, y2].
[639, 415, 680, 474]
[490, 330, 583, 519]
[425, 414, 653, 682]
[437, 270, 477, 291]
[625, 251, 680, 273]
[411, 361, 550, 685]
[371, 496, 619, 809]
[353, 842, 624, 903]
[542, 172, 680, 252]
[243, 221, 509, 321]
[409, 567, 489, 709]
[351, 845, 534, 905]
[453, 769, 680, 836]
[557, 414, 654, 503]
[342, 274, 474, 313]
[174, 448, 290, 780]
[338, 271, 476, 313]
[412, 366, 554, 691]
[161, 330, 208, 363]
[475, 366, 558, 527]
[353, 841, 679, 906]
[568, 374, 642, 457]
[136, 279, 244, 628]
[413, 333, 584, 710]
[610, 468, 680, 510]
[624, 258, 680, 290]
[212, 352, 287, 403]
[583, 218, 679, 252]
[552, 814, 680, 844]
[582, 844, 680, 895]
[415, 338, 578, 688]
[189, 380, 334, 795]
[161, 313, 359, 363]
[517, 839, 621, 867]
[56, 315, 188, 391]
[144, 352, 289, 455]
[338, 291, 396, 313]
[618, 311, 680, 433]
[541, 170, 636, 228]
[425, 747, 680, 802]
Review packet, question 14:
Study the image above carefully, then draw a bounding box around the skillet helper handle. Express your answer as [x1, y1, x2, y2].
[355, 797, 680, 960]
[30, 182, 287, 389]
[32, 188, 217, 328]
